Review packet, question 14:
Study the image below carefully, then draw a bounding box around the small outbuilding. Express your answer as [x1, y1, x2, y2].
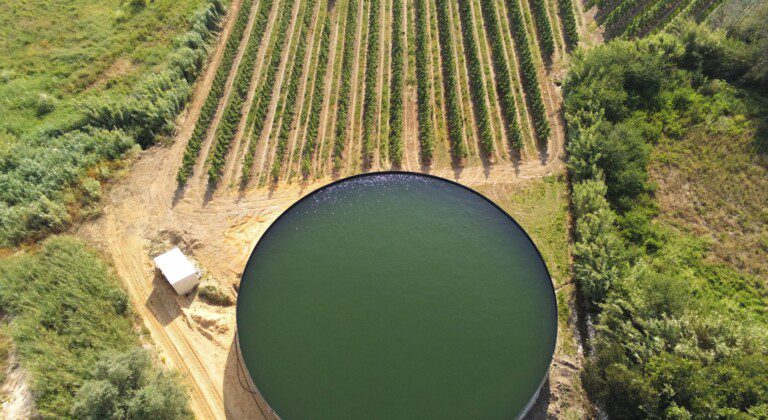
[153, 247, 201, 295]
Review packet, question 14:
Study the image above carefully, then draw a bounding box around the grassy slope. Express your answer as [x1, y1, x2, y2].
[0, 0, 204, 137]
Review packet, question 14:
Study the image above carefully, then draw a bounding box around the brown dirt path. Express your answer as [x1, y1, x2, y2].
[312, 4, 343, 179]
[402, 0, 421, 171]
[341, 0, 367, 175]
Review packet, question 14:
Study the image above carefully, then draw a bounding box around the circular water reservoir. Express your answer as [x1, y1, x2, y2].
[237, 172, 557, 419]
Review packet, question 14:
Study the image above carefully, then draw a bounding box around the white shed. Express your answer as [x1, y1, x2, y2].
[153, 247, 201, 295]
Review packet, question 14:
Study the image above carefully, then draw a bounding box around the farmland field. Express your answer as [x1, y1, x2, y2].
[176, 0, 575, 192]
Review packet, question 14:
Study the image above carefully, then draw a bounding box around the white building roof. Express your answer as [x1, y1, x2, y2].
[153, 247, 200, 292]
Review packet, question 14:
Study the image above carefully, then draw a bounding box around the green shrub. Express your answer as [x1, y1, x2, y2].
[71, 348, 190, 419]
[198, 283, 233, 306]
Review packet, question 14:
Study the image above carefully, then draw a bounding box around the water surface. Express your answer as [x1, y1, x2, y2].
[238, 173, 556, 419]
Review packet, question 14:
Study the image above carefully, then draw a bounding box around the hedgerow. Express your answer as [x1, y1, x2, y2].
[270, 0, 317, 181]
[177, 0, 254, 184]
[457, 0, 495, 157]
[208, 0, 275, 183]
[479, 0, 523, 150]
[241, 0, 297, 182]
[504, 0, 551, 142]
[332, 0, 360, 169]
[565, 25, 768, 418]
[301, 16, 332, 177]
[361, 0, 381, 166]
[388, 0, 405, 166]
[414, 0, 436, 163]
[434, 0, 469, 159]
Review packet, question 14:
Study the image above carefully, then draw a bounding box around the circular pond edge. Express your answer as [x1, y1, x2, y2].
[235, 171, 558, 419]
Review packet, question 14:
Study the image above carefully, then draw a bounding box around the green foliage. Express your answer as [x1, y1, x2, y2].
[457, 0, 495, 157]
[434, 0, 468, 158]
[208, 0, 274, 183]
[198, 283, 234, 306]
[530, 0, 556, 57]
[179, 0, 253, 184]
[361, 0, 381, 166]
[478, 0, 523, 151]
[388, 0, 405, 166]
[270, 0, 315, 182]
[332, 0, 360, 170]
[414, 0, 435, 163]
[503, 0, 551, 142]
[71, 348, 190, 419]
[241, 0, 296, 182]
[559, 0, 579, 49]
[0, 237, 188, 417]
[566, 25, 768, 418]
[301, 16, 332, 177]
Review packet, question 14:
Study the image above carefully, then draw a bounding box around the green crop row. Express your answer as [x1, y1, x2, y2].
[457, 0, 495, 157]
[300, 16, 332, 177]
[414, 0, 435, 163]
[207, 0, 276, 183]
[504, 0, 551, 142]
[434, 0, 469, 159]
[602, 0, 640, 30]
[332, 0, 360, 170]
[178, 0, 256, 185]
[388, 0, 405, 166]
[270, 0, 317, 181]
[559, 0, 579, 49]
[530, 0, 556, 57]
[624, 0, 681, 37]
[241, 0, 296, 182]
[479, 0, 523, 150]
[361, 0, 382, 166]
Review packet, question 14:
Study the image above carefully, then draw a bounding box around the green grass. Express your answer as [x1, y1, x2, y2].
[478, 174, 571, 288]
[0, 0, 205, 137]
[0, 236, 139, 416]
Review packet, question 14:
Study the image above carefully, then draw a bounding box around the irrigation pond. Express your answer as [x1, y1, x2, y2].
[237, 172, 557, 419]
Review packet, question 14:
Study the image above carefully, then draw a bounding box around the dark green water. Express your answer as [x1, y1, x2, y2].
[237, 173, 556, 419]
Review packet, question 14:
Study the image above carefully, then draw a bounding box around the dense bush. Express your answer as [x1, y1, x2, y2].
[388, 0, 405, 166]
[504, 0, 551, 142]
[270, 0, 316, 182]
[332, 0, 360, 170]
[207, 0, 275, 183]
[241, 0, 297, 182]
[457, 0, 495, 157]
[414, 0, 436, 163]
[301, 16, 332, 177]
[178, 0, 252, 184]
[565, 25, 768, 418]
[361, 0, 381, 166]
[479, 0, 523, 151]
[0, 237, 188, 417]
[72, 348, 190, 419]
